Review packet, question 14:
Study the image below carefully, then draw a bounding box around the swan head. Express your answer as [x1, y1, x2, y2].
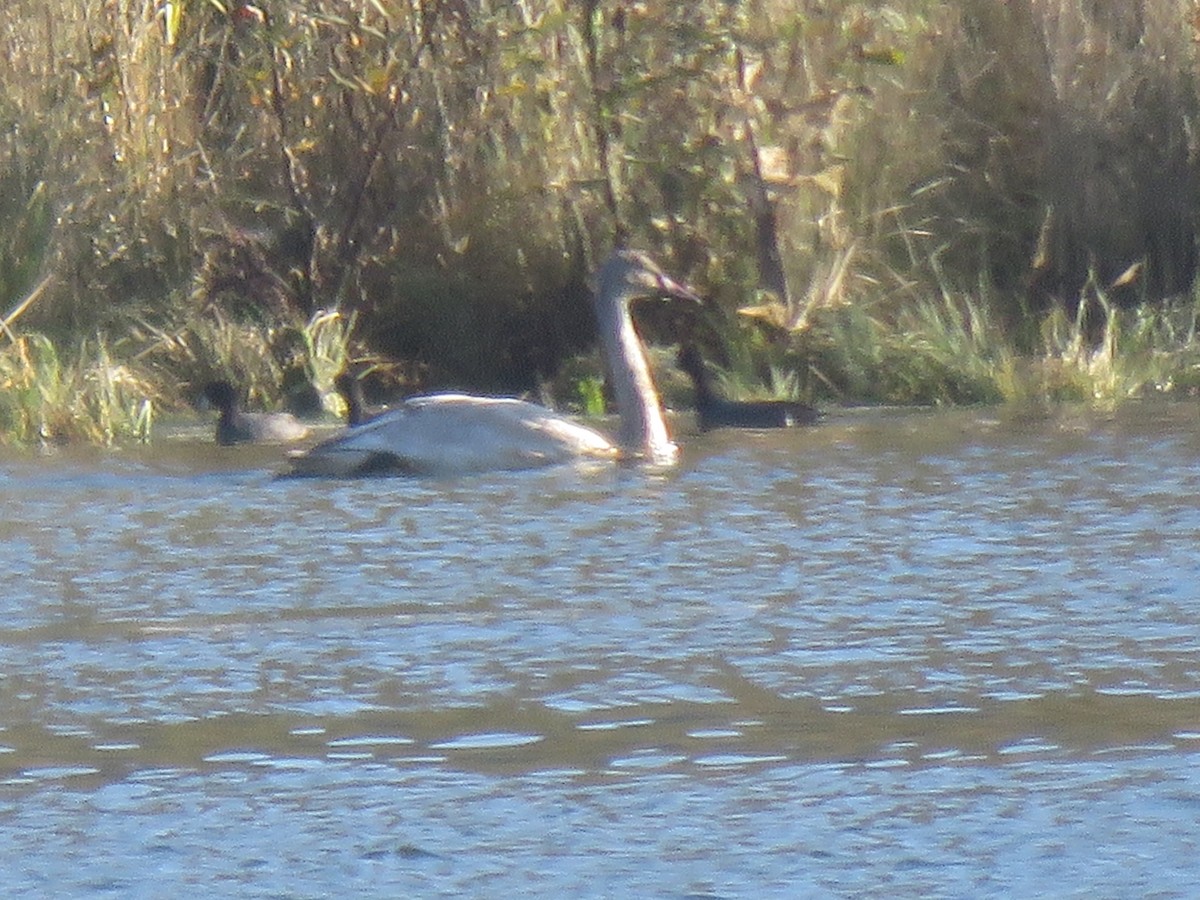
[597, 249, 703, 309]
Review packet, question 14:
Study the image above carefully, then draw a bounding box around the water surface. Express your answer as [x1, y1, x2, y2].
[3, 404, 1200, 897]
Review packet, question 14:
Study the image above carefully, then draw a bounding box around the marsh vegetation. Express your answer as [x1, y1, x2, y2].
[3, 0, 1200, 442]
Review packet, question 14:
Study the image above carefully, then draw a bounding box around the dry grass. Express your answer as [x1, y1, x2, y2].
[2, 1, 1200, 442]
[0, 333, 155, 445]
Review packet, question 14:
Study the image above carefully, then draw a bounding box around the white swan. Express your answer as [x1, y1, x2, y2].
[287, 249, 700, 476]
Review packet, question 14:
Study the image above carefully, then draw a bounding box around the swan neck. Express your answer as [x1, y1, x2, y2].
[594, 293, 674, 462]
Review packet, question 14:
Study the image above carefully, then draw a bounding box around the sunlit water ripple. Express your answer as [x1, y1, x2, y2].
[3, 404, 1200, 896]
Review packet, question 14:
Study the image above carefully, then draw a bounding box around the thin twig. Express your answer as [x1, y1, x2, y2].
[1, 274, 53, 343]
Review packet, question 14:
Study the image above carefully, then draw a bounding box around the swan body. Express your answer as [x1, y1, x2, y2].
[288, 393, 616, 476]
[289, 249, 699, 476]
[677, 345, 820, 431]
[203, 380, 311, 445]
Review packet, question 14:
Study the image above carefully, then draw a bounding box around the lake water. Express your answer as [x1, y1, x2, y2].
[2, 403, 1200, 897]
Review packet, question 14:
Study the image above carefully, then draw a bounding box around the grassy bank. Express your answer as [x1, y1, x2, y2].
[2, 1, 1200, 443]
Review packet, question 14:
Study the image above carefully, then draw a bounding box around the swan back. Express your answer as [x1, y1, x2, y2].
[288, 394, 617, 476]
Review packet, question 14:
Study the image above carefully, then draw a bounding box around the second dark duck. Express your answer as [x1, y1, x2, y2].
[676, 344, 820, 431]
[203, 380, 311, 445]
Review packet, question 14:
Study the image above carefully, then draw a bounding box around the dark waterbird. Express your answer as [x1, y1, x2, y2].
[288, 249, 701, 477]
[676, 344, 820, 431]
[202, 380, 311, 446]
[334, 371, 387, 427]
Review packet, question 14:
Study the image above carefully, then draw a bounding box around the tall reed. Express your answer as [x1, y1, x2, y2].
[0, 333, 154, 444]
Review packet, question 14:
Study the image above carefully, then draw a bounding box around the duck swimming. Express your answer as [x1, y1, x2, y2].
[287, 249, 700, 476]
[202, 380, 311, 445]
[676, 344, 820, 430]
[333, 371, 385, 427]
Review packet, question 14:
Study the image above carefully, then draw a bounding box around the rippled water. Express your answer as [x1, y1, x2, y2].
[3, 404, 1200, 897]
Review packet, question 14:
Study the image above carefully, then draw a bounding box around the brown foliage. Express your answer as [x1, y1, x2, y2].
[1, 0, 1199, 392]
